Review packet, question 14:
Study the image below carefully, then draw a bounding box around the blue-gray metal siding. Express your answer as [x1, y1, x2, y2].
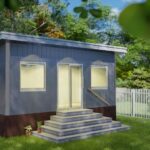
[0, 41, 5, 114]
[9, 41, 116, 115]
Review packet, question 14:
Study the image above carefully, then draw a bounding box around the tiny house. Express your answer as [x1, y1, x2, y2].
[0, 32, 127, 137]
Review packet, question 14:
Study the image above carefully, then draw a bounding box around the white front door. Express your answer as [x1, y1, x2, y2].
[57, 64, 83, 110]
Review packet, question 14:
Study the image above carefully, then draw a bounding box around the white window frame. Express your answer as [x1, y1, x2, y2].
[20, 61, 46, 92]
[91, 65, 108, 89]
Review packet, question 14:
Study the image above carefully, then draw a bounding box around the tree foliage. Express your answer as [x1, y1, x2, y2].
[116, 37, 150, 88]
[0, 8, 37, 34]
[61, 14, 89, 41]
[128, 68, 150, 89]
[0, 1, 65, 38]
[32, 4, 65, 38]
[0, 0, 110, 41]
[74, 0, 102, 19]
[0, 0, 149, 89]
[0, 0, 38, 11]
[118, 0, 150, 89]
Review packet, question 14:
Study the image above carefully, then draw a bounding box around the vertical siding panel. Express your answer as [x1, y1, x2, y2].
[0, 41, 6, 114]
[9, 41, 115, 115]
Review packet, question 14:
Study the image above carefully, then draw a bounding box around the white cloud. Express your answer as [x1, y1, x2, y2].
[122, 0, 145, 3]
[111, 8, 121, 16]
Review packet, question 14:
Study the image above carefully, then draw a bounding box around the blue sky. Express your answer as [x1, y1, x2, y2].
[67, 0, 144, 13]
[101, 0, 127, 9]
[40, 0, 144, 14]
[68, 0, 125, 10]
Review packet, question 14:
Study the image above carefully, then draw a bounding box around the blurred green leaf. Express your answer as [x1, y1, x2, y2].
[74, 6, 88, 19]
[0, 0, 5, 10]
[146, 0, 150, 7]
[119, 3, 150, 40]
[5, 0, 20, 11]
[145, 0, 150, 14]
[80, 9, 88, 18]
[82, 0, 88, 2]
[89, 9, 102, 18]
[74, 7, 84, 13]
[0, 0, 20, 11]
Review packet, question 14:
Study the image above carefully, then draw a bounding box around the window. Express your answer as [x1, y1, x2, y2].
[91, 66, 108, 89]
[20, 62, 46, 91]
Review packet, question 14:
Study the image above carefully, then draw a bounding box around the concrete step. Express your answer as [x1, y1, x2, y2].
[57, 109, 93, 116]
[41, 121, 121, 136]
[50, 113, 102, 123]
[33, 124, 130, 143]
[45, 117, 112, 129]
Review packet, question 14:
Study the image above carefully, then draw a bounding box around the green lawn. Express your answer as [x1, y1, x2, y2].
[1, 116, 150, 150]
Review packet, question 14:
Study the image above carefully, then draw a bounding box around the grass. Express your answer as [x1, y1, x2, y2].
[1, 116, 150, 150]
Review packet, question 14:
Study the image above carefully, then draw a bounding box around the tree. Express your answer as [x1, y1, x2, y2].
[0, 0, 39, 33]
[0, 6, 37, 33]
[116, 38, 150, 88]
[117, 67, 150, 89]
[61, 14, 89, 41]
[74, 0, 103, 18]
[32, 4, 64, 38]
[72, 0, 111, 42]
[0, 0, 111, 42]
[127, 68, 150, 89]
[47, 0, 69, 25]
[0, 0, 38, 11]
[0, 1, 65, 38]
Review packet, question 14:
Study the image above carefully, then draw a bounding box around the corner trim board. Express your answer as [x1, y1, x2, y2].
[5, 40, 10, 115]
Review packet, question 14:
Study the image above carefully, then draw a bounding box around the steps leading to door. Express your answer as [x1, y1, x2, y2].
[33, 109, 130, 143]
[56, 109, 93, 116]
[44, 116, 112, 129]
[51, 112, 102, 122]
[41, 121, 121, 136]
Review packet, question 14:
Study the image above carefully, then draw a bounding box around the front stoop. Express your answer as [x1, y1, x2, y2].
[33, 109, 130, 143]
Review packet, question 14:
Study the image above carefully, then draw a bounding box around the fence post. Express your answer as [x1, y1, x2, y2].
[132, 89, 136, 117]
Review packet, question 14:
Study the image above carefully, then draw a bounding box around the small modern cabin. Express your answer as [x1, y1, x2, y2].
[0, 32, 127, 137]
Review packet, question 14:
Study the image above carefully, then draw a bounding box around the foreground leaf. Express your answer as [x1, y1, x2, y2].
[82, 0, 88, 2]
[5, 0, 20, 11]
[80, 9, 88, 18]
[119, 3, 150, 40]
[74, 7, 84, 13]
[89, 9, 102, 18]
[0, 0, 4, 10]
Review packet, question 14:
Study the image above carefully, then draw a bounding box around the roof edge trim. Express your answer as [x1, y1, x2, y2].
[0, 32, 127, 53]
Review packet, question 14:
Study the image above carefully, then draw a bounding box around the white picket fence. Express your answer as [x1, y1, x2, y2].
[116, 88, 150, 118]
